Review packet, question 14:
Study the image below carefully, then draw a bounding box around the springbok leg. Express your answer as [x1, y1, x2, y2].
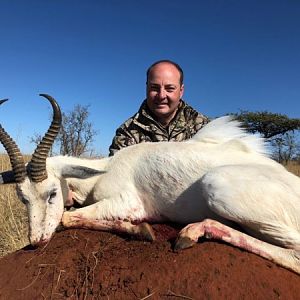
[62, 211, 155, 241]
[174, 219, 300, 275]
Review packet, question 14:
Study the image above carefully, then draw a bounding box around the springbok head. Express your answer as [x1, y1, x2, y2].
[0, 94, 65, 246]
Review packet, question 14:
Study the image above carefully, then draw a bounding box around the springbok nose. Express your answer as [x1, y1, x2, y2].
[36, 238, 49, 247]
[30, 237, 49, 247]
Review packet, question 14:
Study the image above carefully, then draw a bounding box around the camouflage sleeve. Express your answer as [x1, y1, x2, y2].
[108, 124, 138, 156]
[194, 113, 210, 132]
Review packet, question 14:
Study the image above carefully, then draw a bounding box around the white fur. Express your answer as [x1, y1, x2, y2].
[14, 117, 300, 274]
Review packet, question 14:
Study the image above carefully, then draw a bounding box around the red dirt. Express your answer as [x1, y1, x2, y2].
[0, 223, 300, 300]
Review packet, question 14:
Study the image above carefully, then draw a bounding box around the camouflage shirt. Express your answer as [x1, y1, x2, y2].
[109, 99, 209, 156]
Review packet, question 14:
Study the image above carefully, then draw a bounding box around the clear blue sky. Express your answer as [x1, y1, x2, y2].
[1, 0, 299, 156]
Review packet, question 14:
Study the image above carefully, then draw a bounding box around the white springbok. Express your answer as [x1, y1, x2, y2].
[1, 95, 300, 274]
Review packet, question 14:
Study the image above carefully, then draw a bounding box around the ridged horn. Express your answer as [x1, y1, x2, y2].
[0, 99, 26, 183]
[29, 94, 62, 182]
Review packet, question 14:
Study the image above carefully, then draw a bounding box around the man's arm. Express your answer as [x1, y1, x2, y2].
[194, 113, 209, 132]
[108, 125, 137, 156]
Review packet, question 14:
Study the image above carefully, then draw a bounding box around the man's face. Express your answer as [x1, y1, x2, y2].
[146, 63, 184, 125]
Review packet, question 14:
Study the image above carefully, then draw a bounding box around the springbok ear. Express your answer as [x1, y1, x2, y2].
[0, 170, 16, 184]
[61, 165, 105, 179]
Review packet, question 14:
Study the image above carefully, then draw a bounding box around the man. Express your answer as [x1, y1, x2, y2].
[109, 60, 208, 156]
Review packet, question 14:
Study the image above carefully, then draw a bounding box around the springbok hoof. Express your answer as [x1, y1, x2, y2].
[174, 236, 196, 251]
[56, 224, 66, 232]
[137, 222, 156, 241]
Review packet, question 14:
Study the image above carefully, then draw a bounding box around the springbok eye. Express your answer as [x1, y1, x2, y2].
[48, 191, 57, 204]
[21, 197, 29, 205]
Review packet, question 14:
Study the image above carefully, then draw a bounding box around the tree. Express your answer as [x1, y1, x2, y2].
[232, 110, 300, 162]
[31, 104, 97, 157]
[234, 110, 300, 138]
[57, 104, 97, 157]
[270, 132, 300, 164]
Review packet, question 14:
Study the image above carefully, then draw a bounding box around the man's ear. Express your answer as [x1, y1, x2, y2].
[180, 84, 184, 98]
[61, 165, 105, 179]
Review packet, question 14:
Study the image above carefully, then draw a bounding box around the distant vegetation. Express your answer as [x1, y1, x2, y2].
[234, 110, 300, 163]
[30, 104, 98, 157]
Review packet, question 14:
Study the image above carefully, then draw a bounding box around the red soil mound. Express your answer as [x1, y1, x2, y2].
[0, 224, 299, 299]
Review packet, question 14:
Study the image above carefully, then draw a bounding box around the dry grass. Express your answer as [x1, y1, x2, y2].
[0, 154, 299, 258]
[0, 154, 30, 257]
[285, 160, 300, 177]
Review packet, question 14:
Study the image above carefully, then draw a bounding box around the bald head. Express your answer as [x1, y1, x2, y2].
[146, 60, 184, 85]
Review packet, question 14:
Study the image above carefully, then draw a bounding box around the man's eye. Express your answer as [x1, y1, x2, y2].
[150, 86, 160, 92]
[165, 85, 176, 91]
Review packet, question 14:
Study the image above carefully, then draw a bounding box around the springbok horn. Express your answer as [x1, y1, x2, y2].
[29, 94, 62, 182]
[0, 99, 26, 183]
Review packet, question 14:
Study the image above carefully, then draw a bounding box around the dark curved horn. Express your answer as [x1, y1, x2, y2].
[0, 99, 26, 183]
[30, 94, 62, 182]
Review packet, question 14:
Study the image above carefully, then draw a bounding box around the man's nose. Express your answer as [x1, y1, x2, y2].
[158, 88, 166, 99]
